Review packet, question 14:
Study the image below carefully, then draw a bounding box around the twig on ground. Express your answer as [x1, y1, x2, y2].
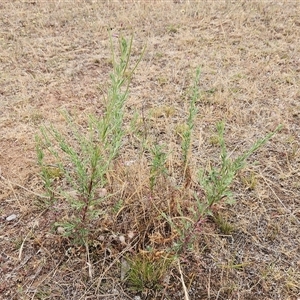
[177, 259, 190, 300]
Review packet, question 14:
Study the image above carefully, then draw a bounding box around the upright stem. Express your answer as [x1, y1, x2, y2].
[177, 216, 206, 255]
[81, 167, 95, 227]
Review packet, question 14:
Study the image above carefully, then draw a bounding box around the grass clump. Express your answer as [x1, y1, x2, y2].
[126, 251, 174, 292]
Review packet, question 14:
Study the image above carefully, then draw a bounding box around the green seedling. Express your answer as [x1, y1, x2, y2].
[199, 122, 282, 212]
[213, 213, 234, 235]
[149, 144, 168, 191]
[181, 68, 200, 168]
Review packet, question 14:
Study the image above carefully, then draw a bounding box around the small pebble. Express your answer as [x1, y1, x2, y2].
[6, 214, 17, 221]
[57, 227, 65, 234]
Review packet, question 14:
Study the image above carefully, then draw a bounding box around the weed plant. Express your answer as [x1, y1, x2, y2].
[181, 68, 200, 167]
[198, 122, 282, 213]
[160, 84, 281, 253]
[36, 36, 282, 292]
[36, 36, 144, 244]
[149, 144, 168, 191]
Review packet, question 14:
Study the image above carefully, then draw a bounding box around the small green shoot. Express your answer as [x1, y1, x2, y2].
[149, 144, 168, 191]
[126, 252, 173, 292]
[213, 213, 234, 235]
[199, 122, 282, 210]
[181, 68, 200, 167]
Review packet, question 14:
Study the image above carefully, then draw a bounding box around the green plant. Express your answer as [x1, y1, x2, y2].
[149, 69, 202, 254]
[240, 170, 258, 190]
[36, 35, 144, 244]
[181, 68, 200, 167]
[149, 144, 168, 191]
[167, 24, 179, 34]
[161, 122, 281, 255]
[126, 252, 174, 292]
[173, 215, 206, 255]
[198, 122, 282, 213]
[35, 143, 56, 202]
[213, 213, 234, 235]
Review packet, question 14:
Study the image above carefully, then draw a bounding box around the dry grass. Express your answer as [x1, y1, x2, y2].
[1, 1, 300, 299]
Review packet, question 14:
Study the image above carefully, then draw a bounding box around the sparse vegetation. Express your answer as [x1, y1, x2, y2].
[36, 34, 281, 294]
[1, 2, 299, 300]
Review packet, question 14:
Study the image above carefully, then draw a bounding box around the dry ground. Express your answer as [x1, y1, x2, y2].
[0, 1, 300, 299]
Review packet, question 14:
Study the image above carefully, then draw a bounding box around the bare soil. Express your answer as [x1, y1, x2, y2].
[0, 1, 299, 299]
